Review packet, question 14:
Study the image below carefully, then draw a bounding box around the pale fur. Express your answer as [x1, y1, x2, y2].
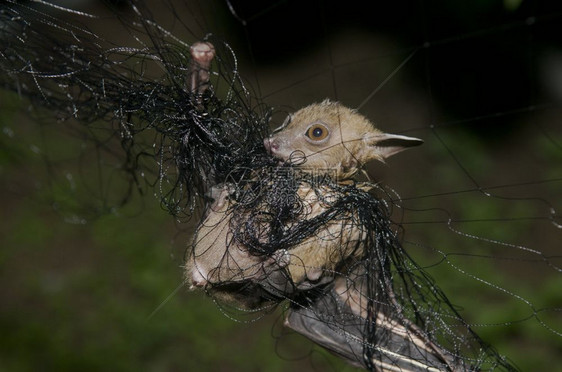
[185, 100, 422, 306]
[265, 100, 422, 180]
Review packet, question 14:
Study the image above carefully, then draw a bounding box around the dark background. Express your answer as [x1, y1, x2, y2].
[1, 0, 561, 371]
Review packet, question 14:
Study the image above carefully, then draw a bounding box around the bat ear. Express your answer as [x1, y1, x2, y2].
[363, 133, 423, 161]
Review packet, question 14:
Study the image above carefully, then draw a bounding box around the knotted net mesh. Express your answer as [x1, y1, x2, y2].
[1, 1, 560, 371]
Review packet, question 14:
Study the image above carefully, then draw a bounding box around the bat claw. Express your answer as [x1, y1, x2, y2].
[190, 41, 215, 64]
[188, 41, 216, 96]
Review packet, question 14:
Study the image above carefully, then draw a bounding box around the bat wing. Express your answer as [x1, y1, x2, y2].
[284, 277, 459, 372]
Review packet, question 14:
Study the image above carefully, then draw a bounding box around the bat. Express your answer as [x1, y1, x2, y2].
[185, 50, 515, 371]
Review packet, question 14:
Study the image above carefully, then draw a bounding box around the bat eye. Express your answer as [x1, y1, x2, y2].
[305, 122, 330, 142]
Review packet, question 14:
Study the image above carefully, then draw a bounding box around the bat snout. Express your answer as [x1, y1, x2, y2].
[263, 137, 279, 154]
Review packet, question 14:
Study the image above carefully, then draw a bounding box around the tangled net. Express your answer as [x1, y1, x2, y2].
[0, 1, 521, 370]
[1, 0, 272, 217]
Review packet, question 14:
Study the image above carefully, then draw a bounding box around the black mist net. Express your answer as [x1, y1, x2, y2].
[2, 1, 560, 371]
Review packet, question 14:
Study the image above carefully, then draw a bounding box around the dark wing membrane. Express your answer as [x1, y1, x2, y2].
[283, 184, 517, 371]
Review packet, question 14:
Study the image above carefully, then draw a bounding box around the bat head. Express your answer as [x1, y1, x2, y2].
[264, 100, 423, 180]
